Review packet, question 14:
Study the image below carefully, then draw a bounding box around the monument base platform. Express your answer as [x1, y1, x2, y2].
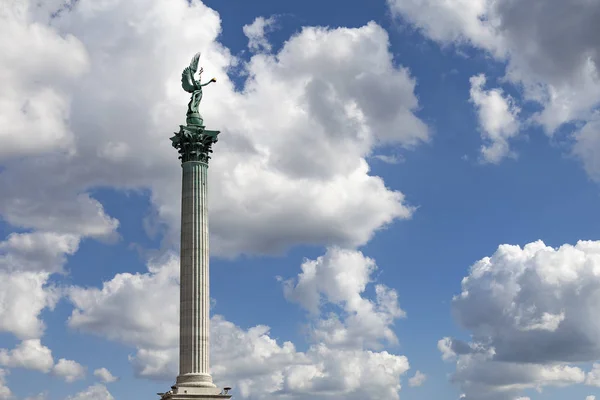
[158, 385, 232, 400]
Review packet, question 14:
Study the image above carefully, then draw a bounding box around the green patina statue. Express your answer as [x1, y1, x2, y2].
[171, 52, 220, 164]
[181, 52, 216, 126]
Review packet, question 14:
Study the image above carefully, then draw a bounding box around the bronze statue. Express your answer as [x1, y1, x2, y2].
[171, 52, 220, 164]
[181, 52, 216, 127]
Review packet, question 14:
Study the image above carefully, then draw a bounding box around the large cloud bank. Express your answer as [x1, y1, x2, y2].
[440, 240, 600, 399]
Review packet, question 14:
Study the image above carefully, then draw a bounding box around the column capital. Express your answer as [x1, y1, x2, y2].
[171, 125, 220, 164]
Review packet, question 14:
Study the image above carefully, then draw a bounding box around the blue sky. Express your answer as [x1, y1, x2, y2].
[2, 0, 600, 400]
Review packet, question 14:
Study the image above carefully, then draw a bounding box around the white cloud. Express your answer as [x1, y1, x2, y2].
[132, 316, 410, 400]
[0, 369, 11, 400]
[440, 240, 600, 399]
[0, 223, 90, 393]
[0, 340, 87, 384]
[387, 0, 502, 55]
[573, 114, 600, 182]
[469, 74, 520, 163]
[0, 183, 119, 242]
[388, 0, 600, 178]
[0, 0, 427, 258]
[408, 370, 426, 387]
[450, 351, 584, 400]
[0, 230, 83, 339]
[52, 358, 86, 383]
[93, 367, 118, 383]
[373, 154, 402, 164]
[0, 232, 80, 274]
[586, 363, 600, 387]
[68, 254, 180, 349]
[438, 337, 457, 361]
[283, 247, 405, 350]
[69, 249, 410, 399]
[388, 0, 600, 131]
[64, 384, 114, 400]
[0, 271, 59, 339]
[0, 340, 88, 387]
[0, 0, 89, 161]
[586, 396, 596, 400]
[0, 339, 54, 373]
[243, 16, 276, 53]
[284, 248, 377, 314]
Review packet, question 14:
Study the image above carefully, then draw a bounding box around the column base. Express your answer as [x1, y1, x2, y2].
[177, 373, 216, 388]
[157, 384, 232, 400]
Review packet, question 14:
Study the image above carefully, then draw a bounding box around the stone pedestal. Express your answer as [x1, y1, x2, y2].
[158, 386, 232, 400]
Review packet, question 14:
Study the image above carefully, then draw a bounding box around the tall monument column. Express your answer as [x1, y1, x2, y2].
[158, 53, 232, 400]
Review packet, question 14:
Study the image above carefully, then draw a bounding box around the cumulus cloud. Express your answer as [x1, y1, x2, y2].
[52, 358, 86, 383]
[387, 0, 503, 55]
[0, 271, 59, 339]
[448, 351, 584, 400]
[0, 339, 54, 373]
[243, 16, 277, 53]
[69, 249, 410, 399]
[131, 317, 410, 400]
[0, 232, 80, 274]
[283, 247, 405, 350]
[586, 363, 600, 387]
[388, 0, 600, 130]
[586, 396, 596, 400]
[388, 0, 600, 172]
[408, 370, 426, 387]
[93, 368, 118, 383]
[469, 74, 520, 163]
[0, 0, 89, 160]
[0, 0, 427, 260]
[0, 339, 86, 384]
[68, 254, 180, 349]
[64, 384, 114, 400]
[0, 229, 84, 339]
[0, 1, 118, 241]
[0, 175, 119, 242]
[440, 240, 600, 399]
[0, 225, 85, 389]
[0, 369, 11, 400]
[210, 315, 409, 400]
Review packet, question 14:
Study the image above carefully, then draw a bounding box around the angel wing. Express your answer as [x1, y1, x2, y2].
[181, 52, 201, 93]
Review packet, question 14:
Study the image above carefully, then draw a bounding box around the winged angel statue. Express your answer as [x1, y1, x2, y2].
[171, 52, 220, 163]
[181, 52, 216, 127]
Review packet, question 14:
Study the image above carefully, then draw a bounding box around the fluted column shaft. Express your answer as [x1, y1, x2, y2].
[177, 161, 214, 388]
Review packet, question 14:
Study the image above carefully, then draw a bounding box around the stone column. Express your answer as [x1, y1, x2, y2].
[177, 160, 214, 388]
[163, 126, 231, 399]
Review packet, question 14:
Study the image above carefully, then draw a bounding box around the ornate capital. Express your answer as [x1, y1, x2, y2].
[171, 125, 219, 164]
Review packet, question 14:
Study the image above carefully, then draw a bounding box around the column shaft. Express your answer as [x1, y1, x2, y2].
[178, 161, 213, 387]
